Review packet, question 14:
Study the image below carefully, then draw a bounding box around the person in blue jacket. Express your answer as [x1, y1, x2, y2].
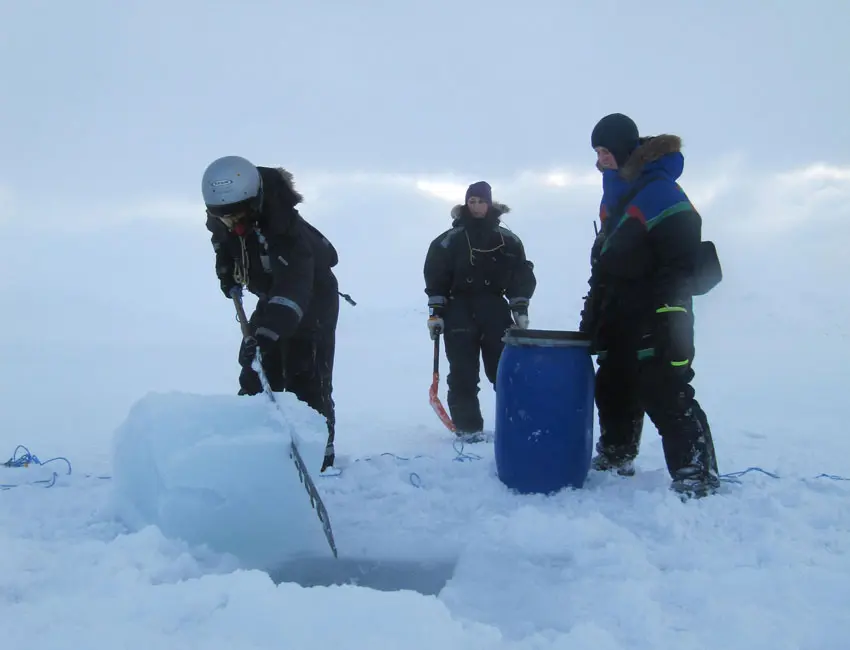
[579, 113, 722, 498]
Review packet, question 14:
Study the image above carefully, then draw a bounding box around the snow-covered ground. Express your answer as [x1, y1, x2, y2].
[2, 162, 849, 649]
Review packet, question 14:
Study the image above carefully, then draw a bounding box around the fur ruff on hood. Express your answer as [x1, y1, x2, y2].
[450, 202, 511, 220]
[273, 167, 304, 205]
[618, 135, 682, 182]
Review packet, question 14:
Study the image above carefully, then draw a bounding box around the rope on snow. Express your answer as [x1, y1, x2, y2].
[2, 443, 849, 491]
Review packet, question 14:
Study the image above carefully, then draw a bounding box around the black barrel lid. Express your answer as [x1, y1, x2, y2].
[502, 328, 591, 346]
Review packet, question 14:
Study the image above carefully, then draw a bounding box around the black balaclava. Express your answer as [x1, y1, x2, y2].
[591, 113, 640, 168]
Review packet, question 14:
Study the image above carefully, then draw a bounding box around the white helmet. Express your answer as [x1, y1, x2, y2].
[201, 155, 263, 218]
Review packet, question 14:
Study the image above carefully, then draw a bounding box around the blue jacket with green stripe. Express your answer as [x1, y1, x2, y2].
[589, 134, 703, 333]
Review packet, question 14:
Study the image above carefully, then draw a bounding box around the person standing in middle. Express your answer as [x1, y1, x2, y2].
[423, 181, 537, 440]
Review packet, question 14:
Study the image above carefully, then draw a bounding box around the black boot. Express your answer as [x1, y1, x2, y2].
[670, 464, 721, 498]
[320, 445, 335, 472]
[591, 416, 644, 476]
[662, 404, 720, 498]
[591, 448, 636, 476]
[320, 421, 335, 472]
[447, 396, 484, 436]
[454, 429, 487, 444]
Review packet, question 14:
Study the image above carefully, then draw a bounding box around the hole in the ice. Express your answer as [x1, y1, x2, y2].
[268, 557, 458, 596]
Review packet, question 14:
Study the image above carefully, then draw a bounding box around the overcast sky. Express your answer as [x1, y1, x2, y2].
[2, 0, 848, 210]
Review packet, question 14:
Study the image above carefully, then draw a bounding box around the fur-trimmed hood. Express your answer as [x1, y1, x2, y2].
[618, 135, 682, 182]
[271, 167, 304, 205]
[450, 201, 511, 222]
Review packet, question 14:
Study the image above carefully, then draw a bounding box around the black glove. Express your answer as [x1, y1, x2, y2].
[221, 280, 241, 300]
[238, 329, 279, 368]
[653, 305, 694, 368]
[238, 335, 258, 367]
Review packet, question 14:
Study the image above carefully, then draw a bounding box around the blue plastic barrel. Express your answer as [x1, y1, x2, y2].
[494, 328, 595, 494]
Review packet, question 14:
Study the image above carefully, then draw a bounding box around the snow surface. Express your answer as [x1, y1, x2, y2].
[2, 163, 850, 648]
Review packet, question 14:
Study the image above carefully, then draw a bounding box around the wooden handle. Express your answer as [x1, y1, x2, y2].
[231, 293, 252, 338]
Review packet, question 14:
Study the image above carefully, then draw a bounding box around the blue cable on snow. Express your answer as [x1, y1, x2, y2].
[334, 445, 850, 489]
[719, 466, 850, 483]
[2, 442, 849, 492]
[338, 439, 482, 486]
[1, 444, 72, 490]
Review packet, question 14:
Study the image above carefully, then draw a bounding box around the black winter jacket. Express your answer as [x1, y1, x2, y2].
[206, 166, 339, 341]
[423, 202, 537, 315]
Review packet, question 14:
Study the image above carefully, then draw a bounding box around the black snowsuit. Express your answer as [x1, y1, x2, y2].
[423, 203, 537, 433]
[206, 166, 340, 465]
[579, 135, 722, 494]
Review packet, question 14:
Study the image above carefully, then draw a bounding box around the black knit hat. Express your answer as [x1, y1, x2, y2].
[465, 181, 492, 204]
[591, 113, 640, 167]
